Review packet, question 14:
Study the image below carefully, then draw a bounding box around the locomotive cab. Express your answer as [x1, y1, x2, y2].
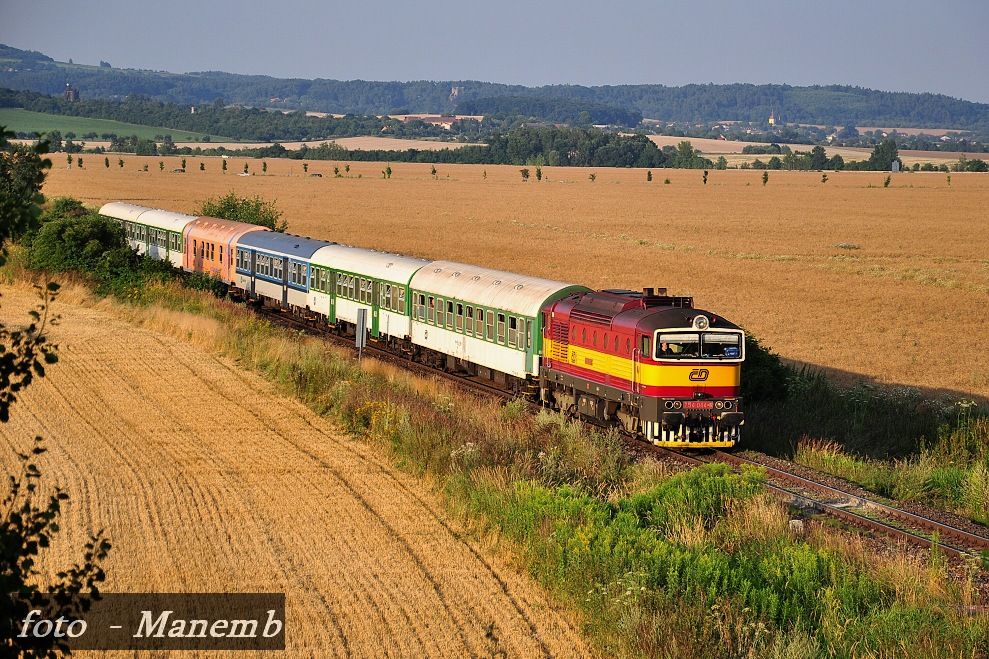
[640, 313, 745, 446]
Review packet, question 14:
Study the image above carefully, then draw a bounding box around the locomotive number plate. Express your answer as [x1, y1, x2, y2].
[682, 401, 714, 410]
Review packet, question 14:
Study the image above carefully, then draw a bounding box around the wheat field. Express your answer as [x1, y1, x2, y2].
[0, 285, 590, 657]
[40, 158, 989, 401]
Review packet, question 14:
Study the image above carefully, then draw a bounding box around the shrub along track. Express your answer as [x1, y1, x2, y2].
[0, 287, 592, 658]
[260, 306, 989, 569]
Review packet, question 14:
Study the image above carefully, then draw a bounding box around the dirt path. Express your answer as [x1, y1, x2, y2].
[0, 287, 592, 657]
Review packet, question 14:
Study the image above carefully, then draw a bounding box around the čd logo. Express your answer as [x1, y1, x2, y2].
[688, 369, 710, 381]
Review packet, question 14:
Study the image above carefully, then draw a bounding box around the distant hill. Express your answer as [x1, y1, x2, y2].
[2, 44, 988, 134]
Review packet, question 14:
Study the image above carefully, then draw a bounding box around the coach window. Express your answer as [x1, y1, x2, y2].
[641, 335, 651, 359]
[192, 239, 197, 256]
[475, 309, 484, 336]
[446, 301, 454, 327]
[526, 319, 533, 349]
[382, 284, 391, 308]
[398, 288, 406, 313]
[219, 246, 223, 263]
[497, 313, 506, 344]
[465, 307, 474, 335]
[456, 304, 464, 331]
[508, 317, 519, 348]
[486, 311, 495, 341]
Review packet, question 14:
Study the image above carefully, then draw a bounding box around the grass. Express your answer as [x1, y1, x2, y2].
[0, 108, 232, 142]
[794, 417, 989, 526]
[9, 236, 985, 657]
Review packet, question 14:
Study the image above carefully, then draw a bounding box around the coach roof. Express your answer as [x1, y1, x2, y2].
[410, 260, 588, 317]
[132, 208, 199, 233]
[99, 202, 152, 223]
[311, 244, 428, 283]
[237, 230, 333, 259]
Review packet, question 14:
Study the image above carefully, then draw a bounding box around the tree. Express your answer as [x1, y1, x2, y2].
[810, 145, 827, 170]
[199, 162, 205, 171]
[158, 161, 164, 172]
[430, 165, 437, 178]
[303, 163, 308, 173]
[883, 175, 891, 188]
[243, 162, 249, 174]
[385, 165, 392, 179]
[588, 173, 596, 182]
[199, 191, 287, 232]
[715, 156, 728, 170]
[520, 168, 529, 182]
[1, 128, 50, 258]
[334, 166, 340, 177]
[535, 167, 542, 181]
[76, 157, 83, 169]
[104, 156, 109, 169]
[117, 158, 124, 168]
[261, 161, 267, 174]
[869, 139, 900, 171]
[762, 171, 769, 186]
[1, 129, 112, 658]
[702, 170, 708, 185]
[142, 164, 148, 172]
[821, 173, 828, 184]
[181, 158, 187, 170]
[47, 131, 62, 153]
[222, 159, 228, 174]
[66, 154, 72, 169]
[344, 164, 350, 174]
[646, 170, 652, 182]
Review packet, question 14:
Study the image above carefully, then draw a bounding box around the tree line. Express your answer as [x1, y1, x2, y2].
[2, 44, 988, 135]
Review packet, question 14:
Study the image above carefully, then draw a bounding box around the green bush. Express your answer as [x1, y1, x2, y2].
[199, 191, 287, 232]
[28, 213, 127, 272]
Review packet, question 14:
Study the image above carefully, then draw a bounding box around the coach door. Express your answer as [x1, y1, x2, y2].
[370, 281, 380, 338]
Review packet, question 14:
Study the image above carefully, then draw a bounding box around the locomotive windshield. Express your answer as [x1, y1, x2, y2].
[655, 331, 743, 360]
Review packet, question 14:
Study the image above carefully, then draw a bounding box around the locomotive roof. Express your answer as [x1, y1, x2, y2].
[99, 202, 154, 223]
[310, 244, 429, 284]
[627, 306, 742, 333]
[238, 230, 333, 259]
[411, 260, 588, 317]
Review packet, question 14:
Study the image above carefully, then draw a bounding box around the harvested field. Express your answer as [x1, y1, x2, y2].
[39, 159, 989, 401]
[0, 285, 590, 657]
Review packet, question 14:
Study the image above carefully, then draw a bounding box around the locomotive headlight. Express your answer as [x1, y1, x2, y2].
[693, 315, 710, 330]
[673, 400, 682, 409]
[715, 401, 724, 410]
[664, 400, 674, 410]
[724, 400, 733, 410]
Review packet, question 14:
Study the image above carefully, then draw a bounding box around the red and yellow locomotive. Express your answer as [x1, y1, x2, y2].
[539, 288, 744, 448]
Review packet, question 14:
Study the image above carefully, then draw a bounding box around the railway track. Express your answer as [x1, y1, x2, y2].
[257, 304, 989, 562]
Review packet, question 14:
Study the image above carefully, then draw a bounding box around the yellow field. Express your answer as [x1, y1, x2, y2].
[0, 285, 589, 657]
[645, 135, 964, 166]
[40, 158, 989, 401]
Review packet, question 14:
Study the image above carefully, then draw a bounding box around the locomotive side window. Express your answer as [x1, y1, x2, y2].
[641, 335, 651, 358]
[626, 338, 631, 354]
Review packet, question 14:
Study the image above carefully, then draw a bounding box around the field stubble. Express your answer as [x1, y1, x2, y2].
[40, 159, 989, 401]
[0, 285, 590, 658]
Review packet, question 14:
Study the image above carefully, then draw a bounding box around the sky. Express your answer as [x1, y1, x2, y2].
[3, 0, 988, 102]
